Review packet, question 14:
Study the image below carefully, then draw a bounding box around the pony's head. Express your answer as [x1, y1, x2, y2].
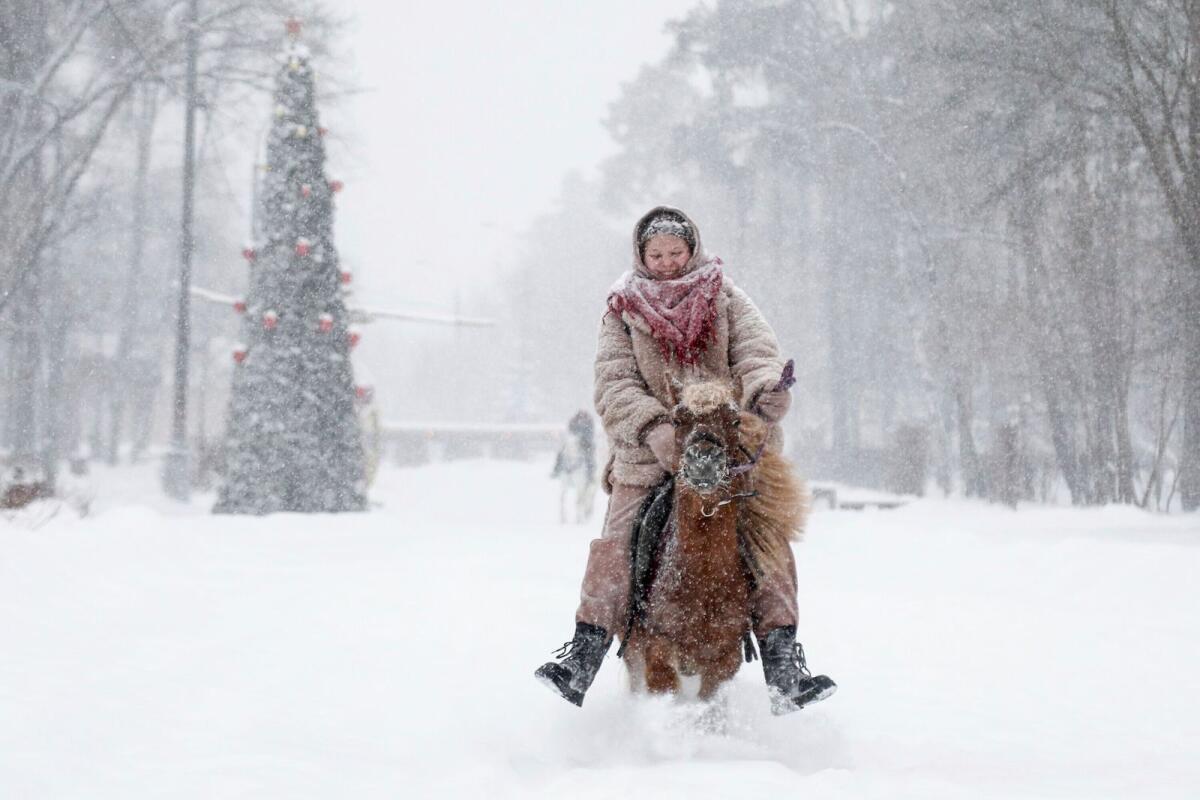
[669, 379, 743, 494]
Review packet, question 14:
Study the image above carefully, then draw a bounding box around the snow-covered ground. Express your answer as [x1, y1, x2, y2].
[3, 458, 1199, 799]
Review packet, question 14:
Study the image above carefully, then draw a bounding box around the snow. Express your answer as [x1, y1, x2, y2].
[3, 458, 1199, 798]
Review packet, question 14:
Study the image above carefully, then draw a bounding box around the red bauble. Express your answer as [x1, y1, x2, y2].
[318, 313, 334, 333]
[347, 330, 361, 349]
[300, 184, 312, 198]
[295, 238, 311, 257]
[329, 179, 344, 194]
[318, 127, 329, 138]
[354, 385, 374, 403]
[233, 299, 247, 314]
[242, 246, 257, 262]
[263, 310, 279, 330]
[233, 347, 248, 364]
[339, 269, 352, 285]
[286, 18, 303, 38]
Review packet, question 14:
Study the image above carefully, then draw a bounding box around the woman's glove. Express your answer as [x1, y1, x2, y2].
[754, 389, 792, 424]
[644, 422, 678, 472]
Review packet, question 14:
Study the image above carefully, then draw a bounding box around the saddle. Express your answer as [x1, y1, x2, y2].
[615, 473, 757, 662]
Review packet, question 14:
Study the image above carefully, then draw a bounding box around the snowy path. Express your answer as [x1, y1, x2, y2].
[3, 459, 1199, 798]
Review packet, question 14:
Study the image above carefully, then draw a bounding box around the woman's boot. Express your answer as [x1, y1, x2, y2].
[759, 625, 837, 715]
[534, 622, 610, 707]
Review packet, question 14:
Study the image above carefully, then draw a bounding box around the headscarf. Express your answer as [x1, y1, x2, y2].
[608, 206, 723, 365]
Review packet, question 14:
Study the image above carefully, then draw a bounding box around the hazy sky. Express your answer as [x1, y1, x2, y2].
[334, 0, 699, 313]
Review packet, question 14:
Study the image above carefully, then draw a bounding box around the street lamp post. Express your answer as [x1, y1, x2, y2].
[162, 0, 200, 501]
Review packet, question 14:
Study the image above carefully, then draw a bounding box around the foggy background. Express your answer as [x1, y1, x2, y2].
[2, 0, 1197, 510]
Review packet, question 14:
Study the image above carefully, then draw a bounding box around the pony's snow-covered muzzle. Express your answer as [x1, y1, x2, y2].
[679, 432, 729, 493]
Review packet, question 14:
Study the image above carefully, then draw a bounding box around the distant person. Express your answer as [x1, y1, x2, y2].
[534, 206, 835, 711]
[551, 410, 597, 524]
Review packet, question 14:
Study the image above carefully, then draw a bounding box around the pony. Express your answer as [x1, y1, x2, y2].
[620, 379, 808, 701]
[551, 411, 598, 524]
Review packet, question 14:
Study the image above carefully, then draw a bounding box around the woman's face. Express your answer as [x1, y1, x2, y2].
[642, 234, 692, 279]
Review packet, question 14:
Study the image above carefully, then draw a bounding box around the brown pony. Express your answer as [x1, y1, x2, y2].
[620, 379, 808, 701]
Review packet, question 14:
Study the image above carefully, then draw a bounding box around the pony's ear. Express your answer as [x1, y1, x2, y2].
[665, 375, 683, 409]
[732, 374, 745, 407]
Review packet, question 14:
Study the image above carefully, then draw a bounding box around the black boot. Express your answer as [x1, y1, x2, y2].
[534, 622, 611, 707]
[759, 626, 837, 715]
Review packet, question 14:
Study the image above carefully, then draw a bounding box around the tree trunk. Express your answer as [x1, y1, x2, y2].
[1182, 287, 1200, 510]
[824, 190, 853, 473]
[107, 88, 157, 465]
[8, 270, 39, 461]
[955, 377, 985, 497]
[40, 219, 68, 488]
[1114, 372, 1136, 504]
[1011, 182, 1086, 504]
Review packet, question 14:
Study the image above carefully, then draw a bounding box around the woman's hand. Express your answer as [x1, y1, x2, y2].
[644, 422, 678, 472]
[754, 389, 792, 424]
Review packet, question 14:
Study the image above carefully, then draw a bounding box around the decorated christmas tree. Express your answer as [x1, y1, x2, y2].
[214, 21, 366, 514]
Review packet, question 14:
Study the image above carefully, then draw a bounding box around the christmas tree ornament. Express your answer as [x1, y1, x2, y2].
[233, 299, 247, 314]
[318, 313, 334, 333]
[347, 329, 361, 349]
[339, 269, 352, 285]
[274, 105, 286, 118]
[294, 125, 308, 138]
[295, 238, 311, 257]
[318, 127, 329, 138]
[286, 18, 303, 39]
[263, 310, 279, 330]
[354, 385, 374, 403]
[242, 245, 257, 262]
[300, 184, 313, 198]
[329, 179, 344, 194]
[233, 346, 248, 365]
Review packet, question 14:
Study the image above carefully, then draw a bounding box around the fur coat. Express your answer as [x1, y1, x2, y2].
[595, 206, 787, 490]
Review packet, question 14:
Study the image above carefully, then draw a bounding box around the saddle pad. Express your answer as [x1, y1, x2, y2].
[621, 475, 674, 646]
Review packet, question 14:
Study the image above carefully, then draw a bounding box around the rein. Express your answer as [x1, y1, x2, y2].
[728, 439, 767, 477]
[699, 489, 758, 518]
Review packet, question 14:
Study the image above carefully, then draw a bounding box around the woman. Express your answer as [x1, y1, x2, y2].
[534, 207, 836, 713]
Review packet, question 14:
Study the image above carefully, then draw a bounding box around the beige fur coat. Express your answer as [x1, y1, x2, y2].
[595, 207, 786, 490]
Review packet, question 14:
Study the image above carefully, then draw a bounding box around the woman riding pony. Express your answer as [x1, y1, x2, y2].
[534, 207, 836, 713]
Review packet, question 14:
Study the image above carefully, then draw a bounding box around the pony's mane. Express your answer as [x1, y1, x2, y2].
[679, 381, 736, 414]
[737, 412, 809, 547]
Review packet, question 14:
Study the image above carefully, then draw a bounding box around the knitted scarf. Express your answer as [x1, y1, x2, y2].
[608, 261, 723, 365]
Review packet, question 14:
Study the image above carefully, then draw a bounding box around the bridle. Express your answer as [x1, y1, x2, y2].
[677, 358, 795, 516]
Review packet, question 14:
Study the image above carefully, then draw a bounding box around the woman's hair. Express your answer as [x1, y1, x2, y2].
[637, 210, 696, 257]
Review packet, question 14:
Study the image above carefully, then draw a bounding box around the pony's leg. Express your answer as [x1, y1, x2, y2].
[643, 640, 679, 695]
[581, 480, 596, 521]
[623, 648, 647, 695]
[575, 477, 588, 523]
[644, 659, 679, 695]
[698, 646, 743, 701]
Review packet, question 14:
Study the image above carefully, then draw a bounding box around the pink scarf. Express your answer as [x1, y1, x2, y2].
[608, 261, 723, 365]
